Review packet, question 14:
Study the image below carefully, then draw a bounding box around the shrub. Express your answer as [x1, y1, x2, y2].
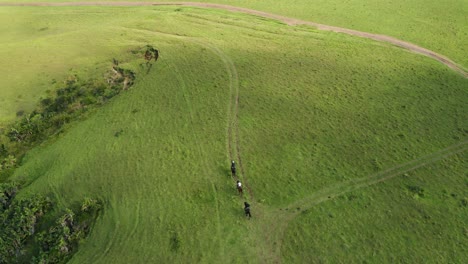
[0, 191, 51, 263]
[34, 199, 101, 264]
[407, 185, 425, 198]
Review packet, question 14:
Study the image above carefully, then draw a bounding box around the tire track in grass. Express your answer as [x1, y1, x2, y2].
[168, 38, 266, 261]
[2, 1, 466, 77]
[168, 60, 226, 259]
[264, 140, 468, 263]
[161, 34, 255, 201]
[46, 171, 66, 209]
[128, 199, 141, 240]
[190, 40, 255, 201]
[285, 140, 468, 212]
[210, 182, 223, 260]
[122, 28, 248, 257]
[116, 155, 143, 249]
[129, 27, 255, 200]
[174, 39, 270, 262]
[93, 150, 144, 260]
[93, 203, 120, 263]
[100, 25, 263, 261]
[186, 40, 275, 262]
[212, 46, 251, 198]
[43, 160, 123, 263]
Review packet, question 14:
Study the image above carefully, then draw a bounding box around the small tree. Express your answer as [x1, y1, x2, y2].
[144, 45, 159, 63]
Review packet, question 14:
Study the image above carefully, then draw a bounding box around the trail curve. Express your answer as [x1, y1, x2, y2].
[1, 1, 466, 77]
[263, 140, 468, 263]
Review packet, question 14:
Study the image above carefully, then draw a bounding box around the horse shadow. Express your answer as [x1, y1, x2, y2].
[146, 63, 153, 74]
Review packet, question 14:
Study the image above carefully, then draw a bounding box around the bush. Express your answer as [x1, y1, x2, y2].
[407, 185, 425, 198]
[0, 183, 101, 264]
[34, 199, 101, 264]
[0, 190, 51, 263]
[2, 59, 136, 155]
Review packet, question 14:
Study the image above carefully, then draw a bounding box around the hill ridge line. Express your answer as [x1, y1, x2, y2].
[1, 1, 466, 78]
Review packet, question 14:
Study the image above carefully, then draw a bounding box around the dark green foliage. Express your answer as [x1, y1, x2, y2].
[0, 183, 100, 264]
[0, 184, 51, 263]
[144, 45, 159, 62]
[0, 144, 7, 158]
[34, 198, 101, 264]
[407, 185, 425, 198]
[0, 156, 16, 174]
[0, 182, 19, 211]
[7, 113, 46, 143]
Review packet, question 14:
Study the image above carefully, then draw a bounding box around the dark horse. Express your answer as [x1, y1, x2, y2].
[244, 202, 251, 218]
[231, 161, 236, 176]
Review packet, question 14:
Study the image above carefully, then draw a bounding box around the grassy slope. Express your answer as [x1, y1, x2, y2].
[2, 1, 466, 122]
[4, 5, 468, 263]
[1, 0, 466, 69]
[0, 6, 142, 122]
[282, 153, 468, 263]
[17, 48, 251, 263]
[12, 7, 260, 262]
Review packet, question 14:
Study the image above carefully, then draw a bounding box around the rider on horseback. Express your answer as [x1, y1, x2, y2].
[231, 160, 236, 176]
[236, 180, 243, 195]
[244, 202, 251, 218]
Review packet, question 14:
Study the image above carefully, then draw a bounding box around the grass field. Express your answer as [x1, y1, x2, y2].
[1, 3, 467, 263]
[1, 1, 467, 123]
[0, 6, 145, 122]
[1, 0, 466, 70]
[282, 153, 467, 263]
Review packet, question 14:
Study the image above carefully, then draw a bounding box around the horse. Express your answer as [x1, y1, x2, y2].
[237, 180, 243, 196]
[244, 202, 251, 218]
[231, 161, 236, 176]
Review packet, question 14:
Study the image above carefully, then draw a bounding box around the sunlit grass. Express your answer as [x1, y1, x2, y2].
[2, 5, 467, 262]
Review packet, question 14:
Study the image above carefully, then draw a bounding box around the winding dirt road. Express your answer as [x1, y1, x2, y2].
[1, 1, 467, 77]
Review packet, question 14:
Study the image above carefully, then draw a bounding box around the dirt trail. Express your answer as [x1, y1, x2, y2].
[1, 1, 466, 77]
[262, 140, 468, 263]
[199, 42, 255, 200]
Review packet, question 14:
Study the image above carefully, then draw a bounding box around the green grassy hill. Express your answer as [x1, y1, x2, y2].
[0, 6, 143, 122]
[1, 4, 467, 263]
[2, 1, 467, 123]
[1, 0, 466, 69]
[283, 153, 467, 263]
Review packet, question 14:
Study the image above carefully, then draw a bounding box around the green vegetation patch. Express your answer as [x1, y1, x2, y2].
[0, 181, 101, 263]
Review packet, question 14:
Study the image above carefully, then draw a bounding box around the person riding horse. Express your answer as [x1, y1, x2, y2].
[231, 160, 236, 176]
[236, 180, 243, 195]
[244, 202, 251, 218]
